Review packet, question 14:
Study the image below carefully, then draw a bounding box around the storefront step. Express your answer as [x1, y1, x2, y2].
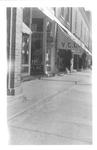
[21, 73, 56, 82]
[21, 75, 42, 82]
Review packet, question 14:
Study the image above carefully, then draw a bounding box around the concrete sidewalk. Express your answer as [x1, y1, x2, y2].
[7, 69, 92, 120]
[8, 69, 92, 144]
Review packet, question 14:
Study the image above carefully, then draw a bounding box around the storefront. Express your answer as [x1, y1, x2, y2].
[22, 8, 46, 77]
[21, 8, 56, 77]
[7, 7, 92, 96]
[38, 8, 59, 76]
[21, 8, 91, 77]
[38, 7, 92, 74]
[57, 26, 74, 72]
[57, 26, 84, 72]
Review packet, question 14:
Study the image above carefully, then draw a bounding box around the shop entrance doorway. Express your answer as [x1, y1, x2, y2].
[74, 54, 80, 70]
[57, 49, 72, 72]
[30, 18, 44, 75]
[57, 50, 66, 72]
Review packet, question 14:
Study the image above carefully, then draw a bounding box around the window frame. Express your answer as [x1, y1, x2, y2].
[60, 7, 65, 20]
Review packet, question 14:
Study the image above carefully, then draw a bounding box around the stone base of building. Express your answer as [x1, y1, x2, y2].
[7, 85, 23, 96]
[7, 88, 15, 96]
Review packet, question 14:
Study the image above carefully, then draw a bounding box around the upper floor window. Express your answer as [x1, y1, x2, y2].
[84, 28, 86, 42]
[80, 21, 83, 39]
[66, 8, 70, 23]
[60, 7, 64, 18]
[75, 11, 77, 34]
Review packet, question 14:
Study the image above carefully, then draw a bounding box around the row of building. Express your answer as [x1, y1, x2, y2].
[7, 7, 92, 96]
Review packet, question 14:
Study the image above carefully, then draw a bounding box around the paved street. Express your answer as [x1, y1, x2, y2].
[7, 70, 92, 145]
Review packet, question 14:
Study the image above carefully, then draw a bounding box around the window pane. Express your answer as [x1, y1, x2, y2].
[61, 7, 64, 17]
[66, 8, 69, 22]
[22, 33, 29, 64]
[21, 66, 29, 73]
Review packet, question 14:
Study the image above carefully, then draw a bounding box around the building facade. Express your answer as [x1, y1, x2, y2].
[55, 7, 92, 71]
[7, 7, 92, 96]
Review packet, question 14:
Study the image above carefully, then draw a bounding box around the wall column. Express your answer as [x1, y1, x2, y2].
[7, 8, 16, 95]
[43, 16, 47, 74]
[14, 8, 23, 95]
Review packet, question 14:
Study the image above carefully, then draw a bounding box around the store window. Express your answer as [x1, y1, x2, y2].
[32, 24, 37, 32]
[46, 20, 54, 73]
[31, 18, 44, 75]
[21, 8, 31, 75]
[46, 21, 53, 43]
[22, 33, 29, 65]
[21, 33, 30, 74]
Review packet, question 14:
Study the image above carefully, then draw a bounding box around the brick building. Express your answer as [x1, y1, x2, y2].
[7, 7, 92, 96]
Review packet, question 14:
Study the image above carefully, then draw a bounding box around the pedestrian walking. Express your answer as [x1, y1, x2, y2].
[70, 58, 73, 72]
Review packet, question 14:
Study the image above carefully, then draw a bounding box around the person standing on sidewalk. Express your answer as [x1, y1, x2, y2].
[70, 58, 73, 73]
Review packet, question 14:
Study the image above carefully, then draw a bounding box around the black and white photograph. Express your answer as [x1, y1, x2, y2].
[1, 0, 97, 149]
[6, 6, 92, 145]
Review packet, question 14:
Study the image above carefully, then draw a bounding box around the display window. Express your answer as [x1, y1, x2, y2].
[22, 33, 29, 64]
[21, 8, 31, 75]
[21, 33, 30, 74]
[30, 18, 44, 75]
[46, 21, 54, 64]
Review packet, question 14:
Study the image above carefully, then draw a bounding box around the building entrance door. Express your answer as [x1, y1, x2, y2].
[57, 50, 66, 72]
[74, 54, 80, 70]
[31, 18, 44, 75]
[57, 49, 72, 72]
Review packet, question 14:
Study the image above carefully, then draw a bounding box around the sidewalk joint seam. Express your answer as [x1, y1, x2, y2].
[8, 85, 76, 121]
[9, 124, 92, 144]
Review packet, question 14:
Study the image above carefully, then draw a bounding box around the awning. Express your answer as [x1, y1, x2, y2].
[39, 8, 92, 56]
[57, 26, 82, 55]
[57, 26, 77, 49]
[38, 7, 55, 21]
[22, 22, 32, 34]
